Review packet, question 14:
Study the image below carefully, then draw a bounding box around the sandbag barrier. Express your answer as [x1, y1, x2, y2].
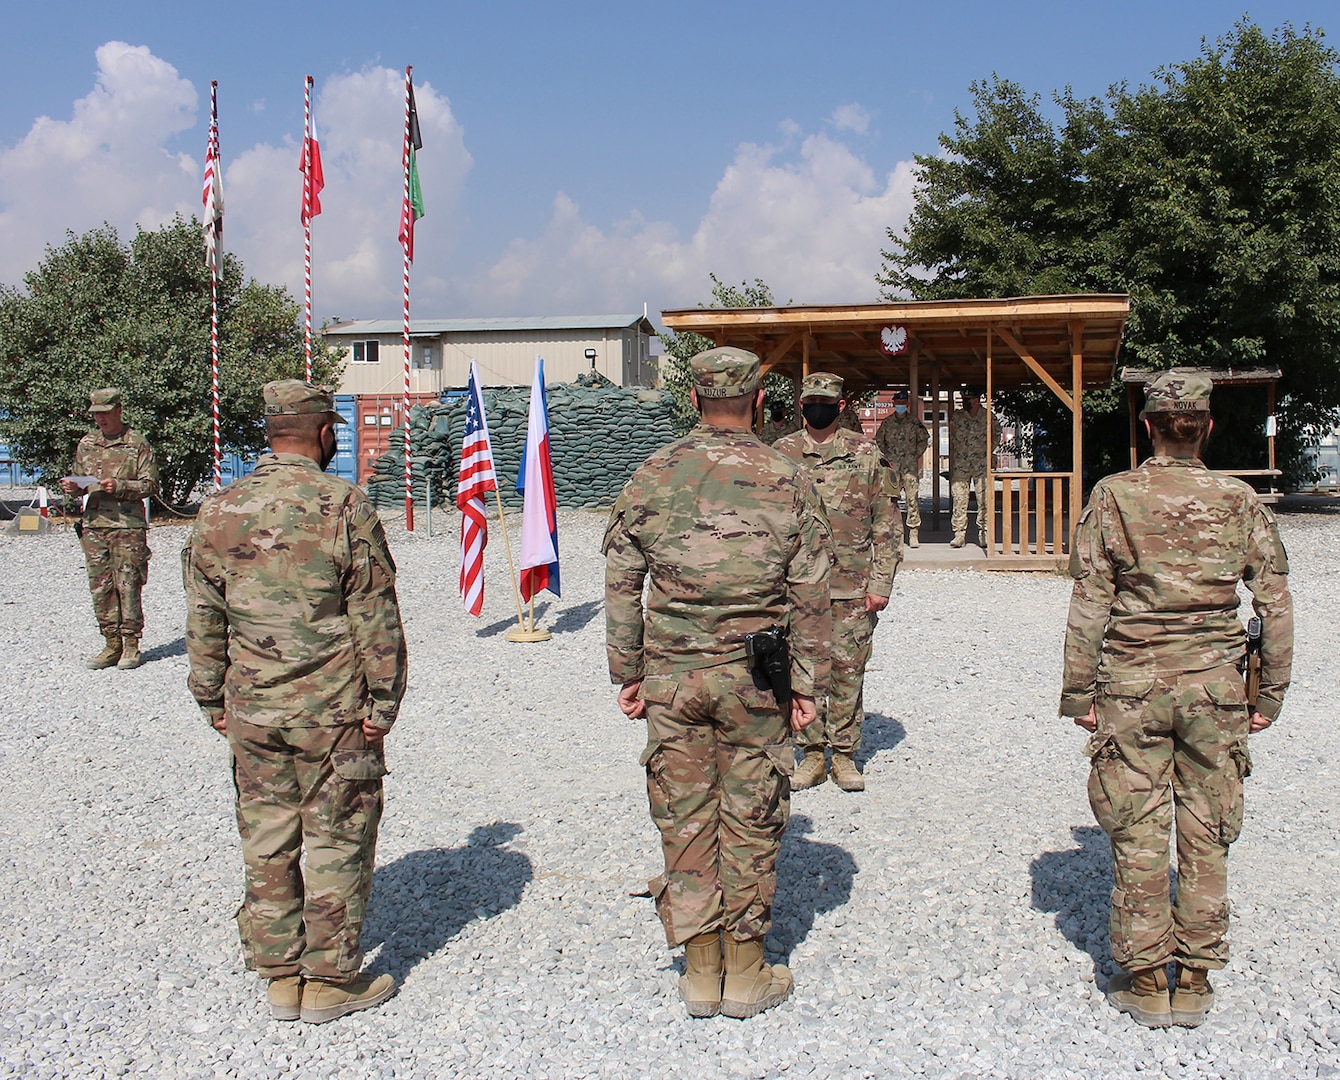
[365, 376, 680, 511]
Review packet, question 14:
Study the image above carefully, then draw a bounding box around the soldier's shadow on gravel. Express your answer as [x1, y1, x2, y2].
[769, 814, 857, 964]
[141, 637, 186, 662]
[362, 822, 533, 981]
[1030, 825, 1116, 983]
[854, 712, 906, 771]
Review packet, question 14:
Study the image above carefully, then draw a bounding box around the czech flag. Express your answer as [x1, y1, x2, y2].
[517, 356, 560, 600]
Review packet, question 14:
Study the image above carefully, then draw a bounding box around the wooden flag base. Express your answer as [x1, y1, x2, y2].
[505, 626, 552, 643]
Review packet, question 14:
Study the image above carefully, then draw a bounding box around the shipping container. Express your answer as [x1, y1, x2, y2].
[333, 395, 358, 483]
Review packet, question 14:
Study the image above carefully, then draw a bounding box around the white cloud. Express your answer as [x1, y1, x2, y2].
[830, 104, 871, 135]
[0, 42, 198, 283]
[464, 129, 918, 315]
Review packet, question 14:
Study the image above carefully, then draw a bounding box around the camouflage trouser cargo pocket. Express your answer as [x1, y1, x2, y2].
[1086, 733, 1135, 837]
[1214, 738, 1252, 845]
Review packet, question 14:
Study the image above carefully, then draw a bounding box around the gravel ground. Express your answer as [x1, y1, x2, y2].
[0, 492, 1337, 1080]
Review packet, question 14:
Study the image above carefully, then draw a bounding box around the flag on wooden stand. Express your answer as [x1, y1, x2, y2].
[457, 360, 498, 616]
[517, 356, 560, 600]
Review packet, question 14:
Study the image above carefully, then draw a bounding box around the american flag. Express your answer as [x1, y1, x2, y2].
[202, 82, 224, 280]
[457, 360, 497, 616]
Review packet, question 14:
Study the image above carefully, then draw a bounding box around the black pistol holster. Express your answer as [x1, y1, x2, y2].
[744, 625, 791, 709]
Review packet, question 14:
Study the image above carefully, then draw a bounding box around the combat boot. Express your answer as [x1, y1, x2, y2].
[907, 528, 920, 548]
[950, 532, 966, 549]
[1106, 965, 1171, 1028]
[86, 634, 123, 670]
[1171, 964, 1215, 1027]
[678, 931, 723, 1018]
[267, 975, 302, 1021]
[830, 752, 865, 792]
[299, 972, 396, 1024]
[721, 937, 792, 1019]
[792, 750, 827, 790]
[117, 636, 143, 669]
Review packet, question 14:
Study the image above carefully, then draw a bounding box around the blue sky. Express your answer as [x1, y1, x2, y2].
[1, 2, 1335, 324]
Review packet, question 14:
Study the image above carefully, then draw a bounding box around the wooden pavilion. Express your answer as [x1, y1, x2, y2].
[661, 294, 1131, 569]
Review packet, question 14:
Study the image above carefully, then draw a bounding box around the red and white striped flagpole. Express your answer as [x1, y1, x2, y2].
[303, 75, 314, 382]
[401, 65, 415, 531]
[209, 81, 222, 490]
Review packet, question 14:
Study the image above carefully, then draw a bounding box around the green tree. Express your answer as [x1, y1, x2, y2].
[878, 21, 1340, 487]
[657, 274, 795, 433]
[0, 217, 343, 502]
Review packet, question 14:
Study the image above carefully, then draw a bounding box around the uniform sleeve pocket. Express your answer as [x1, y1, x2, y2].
[640, 675, 677, 707]
[764, 742, 796, 778]
[331, 748, 388, 781]
[1205, 679, 1247, 708]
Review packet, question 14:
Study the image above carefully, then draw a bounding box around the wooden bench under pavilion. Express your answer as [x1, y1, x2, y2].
[661, 294, 1131, 570]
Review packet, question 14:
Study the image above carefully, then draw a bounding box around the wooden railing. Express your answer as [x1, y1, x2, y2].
[990, 473, 1073, 557]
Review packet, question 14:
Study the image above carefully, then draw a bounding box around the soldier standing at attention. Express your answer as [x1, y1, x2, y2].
[948, 385, 989, 548]
[875, 388, 930, 548]
[61, 388, 159, 670]
[184, 381, 408, 1025]
[604, 347, 831, 1020]
[774, 373, 902, 792]
[1060, 370, 1292, 1029]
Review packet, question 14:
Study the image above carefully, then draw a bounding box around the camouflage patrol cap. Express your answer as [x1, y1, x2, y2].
[262, 380, 347, 423]
[1141, 370, 1213, 416]
[892, 388, 910, 402]
[88, 388, 122, 413]
[799, 372, 844, 401]
[962, 385, 984, 399]
[691, 346, 761, 399]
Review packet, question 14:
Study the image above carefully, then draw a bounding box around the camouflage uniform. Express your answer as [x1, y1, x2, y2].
[875, 407, 929, 532]
[1060, 371, 1293, 981]
[775, 382, 901, 756]
[949, 397, 989, 543]
[71, 394, 158, 639]
[604, 351, 831, 950]
[184, 382, 407, 985]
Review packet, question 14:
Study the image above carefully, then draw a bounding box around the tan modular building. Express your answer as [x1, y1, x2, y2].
[322, 313, 658, 395]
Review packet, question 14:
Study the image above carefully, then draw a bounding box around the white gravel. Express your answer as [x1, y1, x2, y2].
[0, 492, 1337, 1080]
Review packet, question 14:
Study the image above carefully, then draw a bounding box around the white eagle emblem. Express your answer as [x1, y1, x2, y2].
[880, 325, 908, 355]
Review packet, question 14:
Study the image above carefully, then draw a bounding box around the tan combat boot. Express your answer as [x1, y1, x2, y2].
[1106, 965, 1171, 1028]
[792, 750, 827, 790]
[1171, 964, 1214, 1027]
[299, 972, 396, 1024]
[907, 527, 919, 548]
[267, 975, 302, 1021]
[678, 931, 723, 1018]
[830, 752, 865, 792]
[950, 532, 966, 549]
[86, 634, 123, 670]
[117, 636, 143, 669]
[721, 937, 792, 1019]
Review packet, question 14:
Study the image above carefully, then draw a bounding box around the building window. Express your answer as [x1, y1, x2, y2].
[352, 340, 380, 364]
[412, 343, 436, 370]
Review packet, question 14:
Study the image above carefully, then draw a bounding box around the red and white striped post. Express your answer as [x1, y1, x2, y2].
[208, 81, 222, 490]
[400, 65, 415, 531]
[302, 75, 314, 383]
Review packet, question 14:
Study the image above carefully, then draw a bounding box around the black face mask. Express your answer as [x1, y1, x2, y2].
[802, 402, 841, 429]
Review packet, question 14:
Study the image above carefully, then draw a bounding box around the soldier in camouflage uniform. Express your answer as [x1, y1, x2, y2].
[184, 381, 408, 1025]
[875, 388, 930, 547]
[61, 388, 159, 670]
[948, 385, 989, 548]
[604, 347, 832, 1020]
[1060, 370, 1293, 1029]
[775, 373, 902, 792]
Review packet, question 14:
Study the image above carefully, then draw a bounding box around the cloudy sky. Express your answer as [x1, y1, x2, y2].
[1, 1, 1332, 327]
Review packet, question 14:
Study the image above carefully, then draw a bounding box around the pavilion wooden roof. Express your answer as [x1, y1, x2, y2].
[661, 294, 1131, 393]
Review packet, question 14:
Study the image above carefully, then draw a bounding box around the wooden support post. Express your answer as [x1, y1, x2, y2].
[985, 328, 994, 556]
[931, 363, 942, 531]
[1127, 383, 1140, 470]
[1070, 321, 1084, 557]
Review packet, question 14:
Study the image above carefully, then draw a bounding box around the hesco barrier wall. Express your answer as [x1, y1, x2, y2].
[365, 375, 680, 511]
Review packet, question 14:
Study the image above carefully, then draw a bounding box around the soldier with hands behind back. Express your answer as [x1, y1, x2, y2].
[604, 347, 832, 1020]
[61, 388, 159, 670]
[875, 388, 929, 548]
[1059, 370, 1293, 1029]
[775, 373, 902, 792]
[183, 381, 407, 1025]
[948, 385, 989, 548]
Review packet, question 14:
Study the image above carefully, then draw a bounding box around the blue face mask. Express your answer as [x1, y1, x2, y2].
[894, 404, 908, 415]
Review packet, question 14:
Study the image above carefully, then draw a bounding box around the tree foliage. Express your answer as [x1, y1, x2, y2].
[657, 274, 795, 434]
[0, 217, 343, 502]
[878, 21, 1340, 486]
